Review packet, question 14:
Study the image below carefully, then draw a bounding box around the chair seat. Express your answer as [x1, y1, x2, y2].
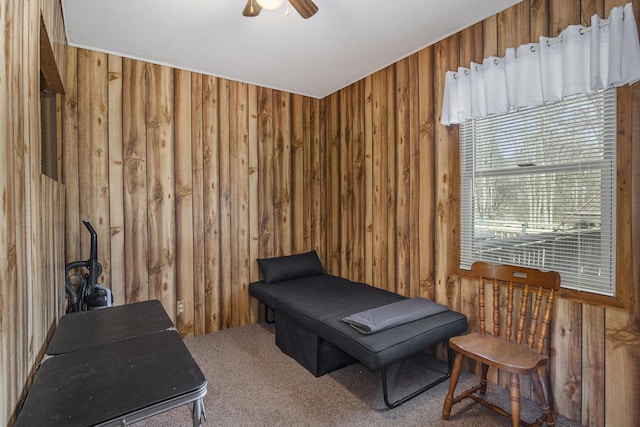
[450, 332, 548, 375]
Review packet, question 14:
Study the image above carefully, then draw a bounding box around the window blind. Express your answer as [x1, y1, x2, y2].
[460, 89, 617, 296]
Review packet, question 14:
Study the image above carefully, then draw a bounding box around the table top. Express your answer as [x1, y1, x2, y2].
[16, 330, 206, 427]
[47, 300, 175, 355]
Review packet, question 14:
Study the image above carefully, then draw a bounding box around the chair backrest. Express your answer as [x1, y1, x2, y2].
[471, 262, 561, 354]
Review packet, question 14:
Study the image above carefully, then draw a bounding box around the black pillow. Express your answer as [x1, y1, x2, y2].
[257, 251, 325, 284]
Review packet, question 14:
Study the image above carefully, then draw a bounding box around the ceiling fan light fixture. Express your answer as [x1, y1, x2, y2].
[255, 0, 286, 10]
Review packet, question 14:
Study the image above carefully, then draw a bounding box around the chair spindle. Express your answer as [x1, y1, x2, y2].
[479, 280, 486, 335]
[516, 284, 529, 344]
[505, 283, 514, 341]
[536, 289, 555, 354]
[527, 287, 543, 349]
[493, 281, 500, 337]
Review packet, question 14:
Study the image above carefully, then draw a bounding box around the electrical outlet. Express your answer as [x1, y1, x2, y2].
[177, 300, 185, 316]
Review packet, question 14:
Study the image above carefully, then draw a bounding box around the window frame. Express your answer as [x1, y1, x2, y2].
[456, 87, 632, 310]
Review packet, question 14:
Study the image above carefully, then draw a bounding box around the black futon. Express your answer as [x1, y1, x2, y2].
[249, 251, 468, 408]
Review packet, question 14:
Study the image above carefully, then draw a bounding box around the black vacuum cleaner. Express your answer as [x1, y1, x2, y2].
[64, 220, 113, 312]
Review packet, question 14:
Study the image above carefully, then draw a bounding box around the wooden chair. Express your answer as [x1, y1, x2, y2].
[442, 262, 560, 427]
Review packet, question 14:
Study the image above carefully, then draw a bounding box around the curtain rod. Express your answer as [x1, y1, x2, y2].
[454, 18, 615, 77]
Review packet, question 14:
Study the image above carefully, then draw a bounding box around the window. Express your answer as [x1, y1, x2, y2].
[460, 89, 617, 296]
[39, 17, 63, 182]
[40, 73, 58, 181]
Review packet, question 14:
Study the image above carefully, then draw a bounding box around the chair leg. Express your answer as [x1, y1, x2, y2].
[509, 373, 521, 427]
[479, 363, 490, 394]
[442, 352, 464, 420]
[531, 369, 555, 426]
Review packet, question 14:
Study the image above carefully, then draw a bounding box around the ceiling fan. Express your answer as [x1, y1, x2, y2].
[243, 0, 318, 19]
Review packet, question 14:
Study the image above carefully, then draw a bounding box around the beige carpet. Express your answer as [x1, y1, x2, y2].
[136, 322, 584, 427]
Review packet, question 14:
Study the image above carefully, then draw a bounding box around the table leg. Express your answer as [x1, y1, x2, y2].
[192, 398, 205, 427]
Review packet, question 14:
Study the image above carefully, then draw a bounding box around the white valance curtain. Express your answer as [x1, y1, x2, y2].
[441, 2, 640, 126]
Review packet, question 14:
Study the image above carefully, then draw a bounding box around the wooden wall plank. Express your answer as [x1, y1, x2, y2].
[530, 0, 550, 40]
[394, 57, 410, 297]
[122, 58, 149, 303]
[302, 97, 312, 251]
[581, 305, 605, 427]
[301, 96, 311, 253]
[305, 95, 316, 255]
[145, 64, 176, 320]
[497, 1, 530, 54]
[30, 0, 44, 399]
[257, 86, 274, 260]
[291, 94, 305, 255]
[580, 0, 604, 25]
[218, 79, 237, 329]
[1, 1, 19, 421]
[624, 48, 640, 427]
[63, 46, 80, 265]
[482, 14, 498, 57]
[13, 0, 29, 405]
[434, 34, 460, 309]
[230, 81, 250, 327]
[407, 54, 420, 298]
[248, 84, 260, 322]
[317, 96, 329, 264]
[190, 74, 206, 335]
[273, 91, 292, 257]
[107, 54, 125, 306]
[315, 96, 326, 258]
[339, 86, 353, 277]
[385, 67, 397, 292]
[202, 75, 221, 333]
[371, 69, 388, 289]
[417, 46, 435, 300]
[219, 78, 231, 329]
[174, 68, 195, 336]
[549, 0, 580, 36]
[551, 299, 583, 419]
[327, 92, 341, 272]
[227, 80, 238, 328]
[605, 303, 640, 427]
[40, 177, 64, 333]
[633, 26, 640, 393]
[352, 80, 366, 283]
[363, 76, 374, 285]
[77, 49, 111, 289]
[455, 24, 482, 370]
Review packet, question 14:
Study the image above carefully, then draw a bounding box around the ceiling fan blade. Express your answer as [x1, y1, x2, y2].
[289, 0, 318, 19]
[242, 0, 262, 17]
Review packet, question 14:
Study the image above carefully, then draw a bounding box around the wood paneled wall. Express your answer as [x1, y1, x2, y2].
[1, 0, 66, 424]
[63, 50, 325, 334]
[57, 1, 637, 427]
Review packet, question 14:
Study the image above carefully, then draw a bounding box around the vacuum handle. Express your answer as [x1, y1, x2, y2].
[82, 220, 100, 288]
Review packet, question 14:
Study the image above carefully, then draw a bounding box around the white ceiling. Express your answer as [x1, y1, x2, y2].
[62, 0, 522, 99]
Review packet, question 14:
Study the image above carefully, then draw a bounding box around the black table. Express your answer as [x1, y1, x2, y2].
[46, 300, 175, 355]
[16, 301, 207, 426]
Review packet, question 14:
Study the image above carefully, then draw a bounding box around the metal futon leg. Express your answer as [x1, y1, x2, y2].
[264, 305, 275, 324]
[381, 343, 454, 409]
